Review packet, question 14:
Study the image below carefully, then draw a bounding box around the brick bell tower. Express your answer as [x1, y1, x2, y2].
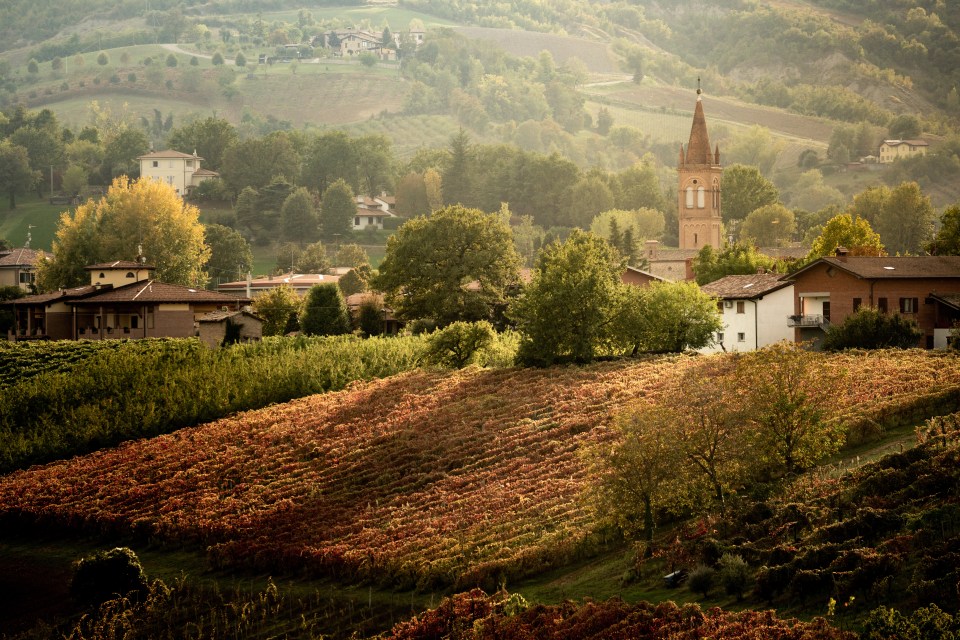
[678, 81, 722, 251]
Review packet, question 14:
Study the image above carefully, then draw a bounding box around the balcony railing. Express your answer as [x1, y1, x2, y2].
[788, 314, 830, 329]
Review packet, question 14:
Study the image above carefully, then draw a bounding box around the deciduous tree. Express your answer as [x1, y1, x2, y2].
[822, 307, 922, 350]
[299, 283, 350, 336]
[721, 164, 780, 222]
[739, 203, 796, 246]
[376, 205, 521, 327]
[692, 241, 777, 285]
[280, 187, 319, 243]
[204, 223, 252, 285]
[165, 117, 238, 171]
[252, 284, 301, 336]
[808, 213, 885, 260]
[319, 179, 356, 240]
[511, 230, 623, 365]
[926, 205, 960, 255]
[615, 281, 722, 354]
[0, 141, 40, 209]
[37, 176, 210, 290]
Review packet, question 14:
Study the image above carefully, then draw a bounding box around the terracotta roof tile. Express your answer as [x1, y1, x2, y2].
[70, 281, 248, 305]
[85, 260, 155, 270]
[0, 247, 51, 267]
[701, 273, 791, 299]
[787, 256, 960, 280]
[138, 149, 204, 160]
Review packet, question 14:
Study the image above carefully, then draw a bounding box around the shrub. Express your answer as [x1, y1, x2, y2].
[423, 321, 496, 369]
[96, 52, 109, 66]
[718, 553, 751, 600]
[358, 298, 384, 337]
[165, 53, 178, 67]
[127, 72, 136, 82]
[823, 307, 922, 350]
[71, 547, 149, 606]
[299, 284, 351, 336]
[687, 564, 715, 598]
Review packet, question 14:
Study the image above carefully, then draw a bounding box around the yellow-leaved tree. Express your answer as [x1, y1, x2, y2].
[37, 176, 210, 290]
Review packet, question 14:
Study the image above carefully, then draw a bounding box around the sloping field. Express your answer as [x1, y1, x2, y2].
[2, 351, 959, 592]
[594, 84, 835, 145]
[454, 27, 620, 74]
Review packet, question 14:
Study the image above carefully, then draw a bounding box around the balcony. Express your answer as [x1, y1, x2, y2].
[788, 314, 830, 329]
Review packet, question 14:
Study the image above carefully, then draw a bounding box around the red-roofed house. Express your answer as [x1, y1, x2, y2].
[781, 254, 960, 348]
[700, 273, 794, 353]
[0, 247, 52, 292]
[6, 261, 247, 341]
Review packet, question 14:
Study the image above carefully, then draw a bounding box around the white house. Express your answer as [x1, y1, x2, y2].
[353, 195, 396, 230]
[700, 273, 795, 353]
[138, 150, 219, 196]
[879, 139, 928, 164]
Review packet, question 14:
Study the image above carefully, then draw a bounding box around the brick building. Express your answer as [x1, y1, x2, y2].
[782, 254, 960, 348]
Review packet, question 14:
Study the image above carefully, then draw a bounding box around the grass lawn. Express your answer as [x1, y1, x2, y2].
[0, 196, 68, 251]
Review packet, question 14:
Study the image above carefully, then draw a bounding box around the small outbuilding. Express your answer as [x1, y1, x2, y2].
[197, 309, 263, 347]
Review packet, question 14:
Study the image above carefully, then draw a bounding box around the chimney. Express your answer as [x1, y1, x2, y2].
[645, 239, 659, 261]
[835, 246, 848, 261]
[246, 271, 252, 299]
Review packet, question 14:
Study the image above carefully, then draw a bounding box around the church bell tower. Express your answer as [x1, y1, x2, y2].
[678, 82, 722, 251]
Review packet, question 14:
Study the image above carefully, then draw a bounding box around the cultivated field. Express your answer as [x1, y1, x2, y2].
[2, 350, 959, 592]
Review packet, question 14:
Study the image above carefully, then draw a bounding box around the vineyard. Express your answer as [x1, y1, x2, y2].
[2, 350, 959, 595]
[0, 335, 426, 473]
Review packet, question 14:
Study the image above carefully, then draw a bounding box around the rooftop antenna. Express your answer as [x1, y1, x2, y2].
[25, 224, 34, 249]
[697, 76, 702, 99]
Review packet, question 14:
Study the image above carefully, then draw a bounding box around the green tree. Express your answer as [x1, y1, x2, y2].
[280, 187, 319, 243]
[61, 165, 87, 196]
[822, 307, 922, 350]
[37, 176, 210, 290]
[511, 230, 623, 366]
[725, 126, 783, 175]
[788, 169, 845, 213]
[423, 320, 495, 369]
[337, 267, 369, 297]
[335, 243, 369, 269]
[100, 128, 149, 181]
[10, 125, 65, 195]
[212, 52, 225, 66]
[233, 186, 260, 236]
[375, 205, 521, 327]
[252, 284, 301, 336]
[737, 342, 847, 474]
[888, 114, 922, 140]
[718, 554, 751, 601]
[235, 51, 246, 67]
[395, 172, 430, 217]
[593, 402, 684, 544]
[590, 208, 664, 245]
[0, 141, 40, 209]
[96, 52, 109, 66]
[613, 157, 668, 213]
[926, 205, 960, 255]
[562, 175, 615, 228]
[358, 296, 384, 336]
[596, 106, 613, 135]
[165, 53, 178, 68]
[688, 565, 716, 599]
[616, 281, 722, 354]
[296, 241, 329, 274]
[441, 129, 475, 206]
[808, 213, 885, 260]
[204, 223, 253, 285]
[358, 52, 378, 68]
[739, 203, 796, 246]
[692, 241, 776, 286]
[721, 164, 780, 222]
[220, 133, 299, 193]
[301, 130, 360, 194]
[299, 283, 350, 336]
[319, 179, 356, 239]
[165, 117, 238, 171]
[275, 242, 302, 273]
[875, 181, 935, 255]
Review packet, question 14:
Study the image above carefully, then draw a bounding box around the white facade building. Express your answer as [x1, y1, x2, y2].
[700, 273, 795, 353]
[138, 150, 219, 196]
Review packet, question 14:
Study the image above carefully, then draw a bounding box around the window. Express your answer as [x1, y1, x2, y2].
[126, 271, 135, 278]
[853, 297, 862, 312]
[736, 301, 745, 314]
[131, 315, 139, 329]
[99, 272, 105, 279]
[186, 160, 193, 167]
[878, 297, 888, 313]
[717, 332, 724, 343]
[737, 332, 746, 342]
[900, 297, 919, 313]
[697, 186, 705, 208]
[19, 271, 35, 284]
[716, 300, 724, 312]
[685, 186, 694, 208]
[712, 179, 720, 208]
[354, 216, 360, 226]
[152, 160, 159, 167]
[822, 301, 831, 322]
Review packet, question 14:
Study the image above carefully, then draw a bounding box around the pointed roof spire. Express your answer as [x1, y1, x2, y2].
[685, 81, 712, 165]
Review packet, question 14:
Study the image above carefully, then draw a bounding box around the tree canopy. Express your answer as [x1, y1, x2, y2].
[299, 283, 351, 336]
[721, 164, 780, 222]
[808, 212, 885, 260]
[692, 241, 777, 286]
[511, 230, 624, 366]
[37, 176, 210, 290]
[822, 307, 922, 350]
[375, 205, 521, 328]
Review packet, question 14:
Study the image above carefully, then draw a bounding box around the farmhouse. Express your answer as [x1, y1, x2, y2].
[138, 150, 219, 197]
[879, 139, 928, 164]
[353, 194, 397, 231]
[700, 273, 795, 353]
[5, 261, 247, 341]
[781, 253, 960, 349]
[0, 247, 51, 292]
